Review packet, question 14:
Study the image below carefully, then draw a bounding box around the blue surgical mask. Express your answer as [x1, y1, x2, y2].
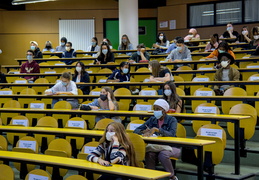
[102, 49, 108, 55]
[137, 51, 141, 56]
[164, 89, 172, 96]
[218, 49, 225, 53]
[91, 42, 96, 46]
[122, 68, 129, 74]
[154, 110, 163, 119]
[176, 46, 182, 51]
[61, 42, 65, 46]
[227, 27, 232, 31]
[31, 46, 36, 51]
[62, 82, 68, 86]
[122, 39, 127, 43]
[27, 55, 33, 62]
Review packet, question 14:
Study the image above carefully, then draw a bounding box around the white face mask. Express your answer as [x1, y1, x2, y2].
[106, 132, 115, 141]
[65, 47, 71, 51]
[242, 31, 248, 35]
[164, 89, 172, 96]
[189, 34, 194, 38]
[254, 35, 259, 40]
[76, 67, 82, 72]
[176, 46, 182, 51]
[159, 36, 163, 40]
[221, 61, 229, 68]
[227, 27, 232, 31]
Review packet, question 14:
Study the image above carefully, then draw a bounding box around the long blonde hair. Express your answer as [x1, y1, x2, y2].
[149, 60, 167, 77]
[99, 122, 139, 167]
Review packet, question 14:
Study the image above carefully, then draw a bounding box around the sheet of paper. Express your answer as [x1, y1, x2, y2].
[200, 128, 223, 138]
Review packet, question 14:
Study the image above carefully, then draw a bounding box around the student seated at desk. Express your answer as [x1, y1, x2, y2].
[134, 99, 181, 180]
[129, 44, 150, 63]
[153, 32, 170, 52]
[205, 41, 235, 60]
[87, 37, 100, 57]
[163, 81, 183, 113]
[214, 52, 240, 95]
[87, 122, 138, 180]
[118, 34, 134, 56]
[239, 26, 250, 43]
[62, 42, 76, 65]
[56, 37, 67, 52]
[107, 62, 130, 82]
[20, 50, 40, 82]
[86, 87, 120, 122]
[242, 26, 259, 49]
[184, 28, 200, 41]
[205, 34, 220, 52]
[102, 38, 113, 49]
[42, 41, 55, 53]
[95, 43, 114, 64]
[149, 60, 174, 83]
[220, 22, 239, 43]
[45, 72, 79, 109]
[166, 36, 181, 54]
[72, 61, 90, 95]
[165, 38, 192, 69]
[30, 41, 42, 58]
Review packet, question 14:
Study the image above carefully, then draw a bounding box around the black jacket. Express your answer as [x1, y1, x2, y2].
[72, 72, 90, 94]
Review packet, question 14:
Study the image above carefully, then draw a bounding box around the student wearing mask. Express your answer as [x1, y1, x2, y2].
[149, 60, 174, 82]
[239, 26, 250, 43]
[129, 44, 150, 63]
[166, 36, 182, 54]
[221, 22, 239, 42]
[84, 87, 120, 122]
[242, 26, 259, 49]
[62, 42, 76, 65]
[166, 38, 192, 68]
[20, 50, 40, 82]
[163, 81, 183, 113]
[56, 37, 67, 52]
[205, 34, 220, 52]
[72, 61, 90, 95]
[96, 43, 114, 64]
[42, 41, 55, 53]
[30, 41, 42, 58]
[153, 32, 170, 51]
[214, 53, 240, 95]
[87, 122, 138, 180]
[134, 99, 181, 180]
[45, 72, 78, 108]
[205, 41, 235, 60]
[184, 28, 200, 41]
[87, 37, 100, 57]
[102, 38, 113, 49]
[118, 34, 134, 56]
[107, 62, 130, 82]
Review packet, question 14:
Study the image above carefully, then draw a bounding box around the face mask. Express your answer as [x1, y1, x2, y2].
[176, 46, 182, 51]
[65, 47, 71, 51]
[102, 49, 108, 55]
[62, 81, 68, 86]
[154, 110, 163, 120]
[31, 46, 36, 51]
[122, 39, 127, 43]
[242, 31, 248, 35]
[164, 89, 172, 96]
[218, 49, 225, 53]
[137, 51, 141, 56]
[189, 34, 194, 38]
[76, 67, 82, 72]
[106, 132, 115, 141]
[221, 61, 229, 68]
[254, 35, 259, 40]
[27, 55, 33, 62]
[122, 68, 129, 74]
[159, 36, 163, 40]
[100, 94, 107, 101]
[103, 41, 108, 44]
[46, 45, 51, 49]
[91, 42, 96, 46]
[227, 27, 232, 31]
[61, 42, 65, 46]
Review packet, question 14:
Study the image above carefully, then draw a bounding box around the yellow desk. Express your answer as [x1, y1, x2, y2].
[0, 151, 170, 180]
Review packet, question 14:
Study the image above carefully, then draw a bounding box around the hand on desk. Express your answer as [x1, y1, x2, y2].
[98, 158, 111, 166]
[89, 106, 99, 110]
[143, 127, 159, 137]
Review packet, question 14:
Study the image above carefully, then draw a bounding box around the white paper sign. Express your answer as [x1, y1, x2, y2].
[193, 78, 209, 82]
[195, 90, 213, 96]
[12, 119, 28, 127]
[250, 76, 259, 81]
[197, 106, 217, 114]
[247, 65, 259, 68]
[141, 90, 156, 96]
[200, 128, 223, 138]
[159, 21, 168, 28]
[68, 120, 84, 128]
[143, 78, 150, 82]
[0, 91, 12, 95]
[19, 140, 36, 151]
[87, 71, 93, 73]
[15, 80, 27, 84]
[129, 123, 142, 130]
[135, 104, 152, 111]
[13, 71, 20, 74]
[169, 20, 176, 30]
[30, 103, 45, 109]
[99, 79, 107, 83]
[45, 71, 56, 74]
[91, 91, 100, 95]
[29, 174, 49, 180]
[198, 67, 213, 70]
[84, 146, 96, 154]
[55, 63, 65, 65]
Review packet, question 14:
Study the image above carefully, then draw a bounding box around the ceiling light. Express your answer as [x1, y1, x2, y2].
[12, 0, 55, 5]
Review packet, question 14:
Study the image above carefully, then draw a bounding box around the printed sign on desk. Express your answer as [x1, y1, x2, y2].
[250, 76, 259, 81]
[84, 146, 96, 154]
[247, 65, 259, 68]
[200, 128, 223, 138]
[140, 90, 156, 96]
[15, 80, 27, 84]
[129, 123, 142, 130]
[197, 106, 217, 114]
[91, 91, 100, 95]
[30, 103, 45, 109]
[68, 120, 84, 128]
[199, 67, 213, 70]
[0, 91, 12, 95]
[135, 104, 152, 111]
[12, 119, 28, 127]
[195, 90, 213, 96]
[29, 174, 49, 180]
[19, 140, 36, 151]
[193, 78, 209, 82]
[45, 71, 56, 74]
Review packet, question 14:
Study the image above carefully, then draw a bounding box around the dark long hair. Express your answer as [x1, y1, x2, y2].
[217, 41, 232, 52]
[156, 32, 167, 44]
[98, 43, 112, 60]
[74, 61, 87, 77]
[162, 81, 182, 110]
[119, 61, 130, 74]
[119, 34, 131, 50]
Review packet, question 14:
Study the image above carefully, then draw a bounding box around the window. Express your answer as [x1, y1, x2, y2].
[189, 4, 214, 27]
[245, 0, 259, 22]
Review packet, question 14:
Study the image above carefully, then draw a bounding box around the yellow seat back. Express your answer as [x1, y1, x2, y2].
[25, 169, 51, 180]
[0, 164, 14, 180]
[94, 118, 114, 130]
[192, 87, 215, 112]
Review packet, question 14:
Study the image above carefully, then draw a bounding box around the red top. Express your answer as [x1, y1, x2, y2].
[20, 60, 40, 80]
[158, 119, 164, 129]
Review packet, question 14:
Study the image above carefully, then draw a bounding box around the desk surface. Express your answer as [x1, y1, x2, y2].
[0, 151, 170, 180]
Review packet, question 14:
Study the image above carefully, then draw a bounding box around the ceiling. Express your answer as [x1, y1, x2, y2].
[0, 0, 166, 10]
